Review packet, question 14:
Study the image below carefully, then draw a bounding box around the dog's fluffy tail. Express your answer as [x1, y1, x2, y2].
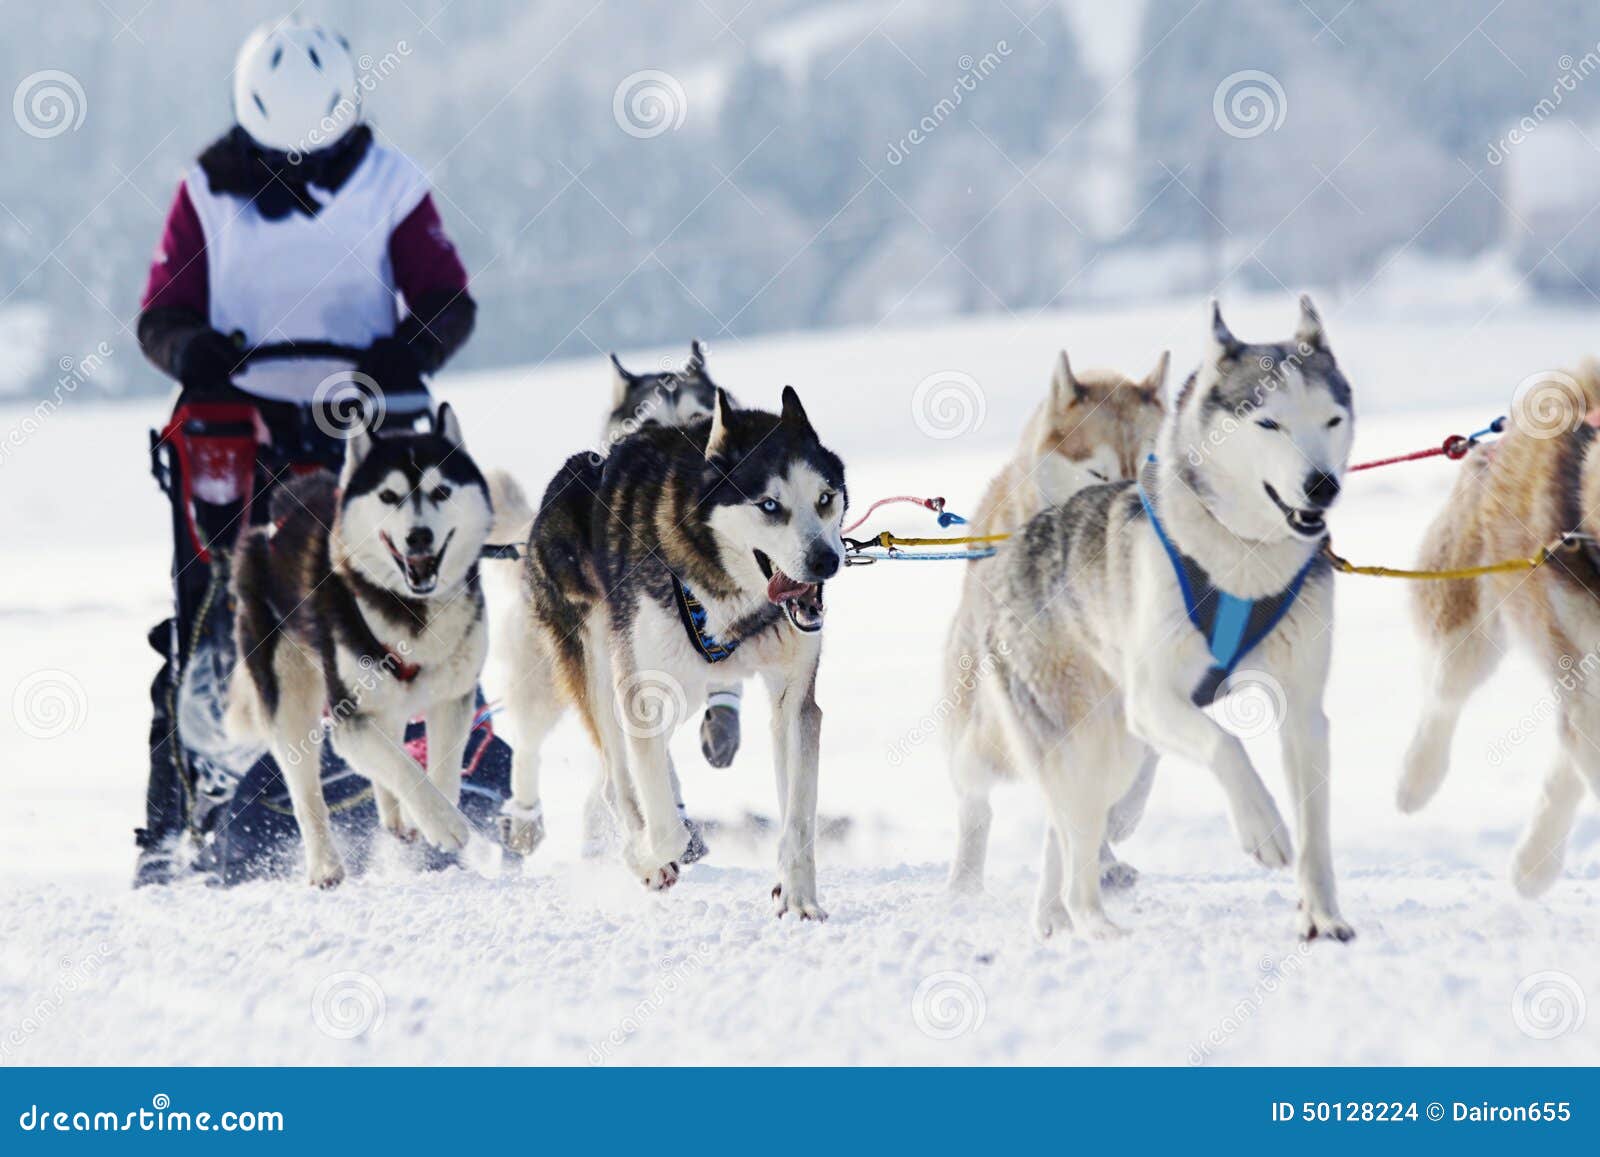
[486, 469, 536, 552]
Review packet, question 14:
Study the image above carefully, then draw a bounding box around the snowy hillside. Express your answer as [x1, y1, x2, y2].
[2, 295, 1599, 1065]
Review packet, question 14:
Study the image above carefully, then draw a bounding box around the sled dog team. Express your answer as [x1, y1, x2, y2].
[226, 295, 1596, 941]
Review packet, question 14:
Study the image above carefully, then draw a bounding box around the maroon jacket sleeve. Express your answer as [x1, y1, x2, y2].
[140, 180, 208, 314]
[390, 194, 468, 303]
[388, 193, 475, 371]
[137, 180, 215, 380]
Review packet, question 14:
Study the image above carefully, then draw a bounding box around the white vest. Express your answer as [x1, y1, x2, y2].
[185, 142, 429, 403]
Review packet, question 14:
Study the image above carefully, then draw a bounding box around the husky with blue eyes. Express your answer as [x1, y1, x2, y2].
[492, 386, 847, 916]
[224, 404, 494, 887]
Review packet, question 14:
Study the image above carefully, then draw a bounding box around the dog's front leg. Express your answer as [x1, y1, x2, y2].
[618, 727, 687, 890]
[275, 739, 344, 888]
[425, 691, 475, 808]
[1279, 702, 1354, 941]
[331, 716, 470, 853]
[374, 785, 414, 842]
[770, 671, 825, 920]
[1126, 676, 1291, 869]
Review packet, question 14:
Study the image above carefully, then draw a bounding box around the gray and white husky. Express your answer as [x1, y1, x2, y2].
[962, 298, 1356, 940]
[494, 386, 846, 915]
[225, 405, 493, 887]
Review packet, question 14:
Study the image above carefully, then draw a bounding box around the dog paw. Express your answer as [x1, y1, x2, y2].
[1297, 907, 1356, 942]
[1100, 858, 1139, 890]
[643, 862, 680, 891]
[307, 857, 346, 890]
[1033, 900, 1071, 940]
[947, 870, 986, 897]
[382, 812, 419, 843]
[497, 808, 546, 857]
[1512, 843, 1564, 898]
[1072, 911, 1128, 942]
[772, 883, 828, 921]
[1234, 792, 1292, 869]
[699, 704, 741, 769]
[417, 803, 470, 854]
[1396, 742, 1447, 814]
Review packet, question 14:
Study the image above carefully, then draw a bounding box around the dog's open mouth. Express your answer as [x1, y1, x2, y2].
[1263, 483, 1327, 539]
[382, 530, 454, 595]
[754, 550, 825, 633]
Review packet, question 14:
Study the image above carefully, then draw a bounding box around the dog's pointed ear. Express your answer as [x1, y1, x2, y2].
[686, 339, 706, 377]
[1049, 349, 1082, 409]
[435, 402, 464, 450]
[780, 385, 815, 437]
[1144, 350, 1171, 398]
[1208, 300, 1242, 361]
[609, 353, 633, 407]
[705, 387, 734, 460]
[1295, 294, 1326, 351]
[339, 423, 374, 491]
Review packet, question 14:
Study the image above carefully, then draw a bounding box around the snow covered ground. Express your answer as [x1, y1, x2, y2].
[3, 294, 1599, 1065]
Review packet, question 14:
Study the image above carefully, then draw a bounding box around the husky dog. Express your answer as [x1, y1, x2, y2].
[488, 343, 745, 861]
[497, 386, 845, 914]
[225, 405, 492, 887]
[605, 339, 728, 443]
[946, 346, 1167, 894]
[604, 341, 747, 772]
[962, 298, 1355, 940]
[1400, 362, 1600, 896]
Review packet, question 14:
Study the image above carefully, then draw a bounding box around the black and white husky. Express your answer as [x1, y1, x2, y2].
[225, 405, 493, 887]
[494, 386, 846, 916]
[965, 299, 1356, 940]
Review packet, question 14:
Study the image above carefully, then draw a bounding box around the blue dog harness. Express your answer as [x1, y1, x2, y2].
[1136, 466, 1320, 706]
[671, 575, 740, 663]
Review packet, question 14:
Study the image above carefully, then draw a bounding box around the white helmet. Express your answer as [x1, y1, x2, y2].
[232, 19, 360, 156]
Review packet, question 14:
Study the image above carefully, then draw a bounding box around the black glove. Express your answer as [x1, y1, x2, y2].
[355, 336, 426, 396]
[176, 329, 241, 395]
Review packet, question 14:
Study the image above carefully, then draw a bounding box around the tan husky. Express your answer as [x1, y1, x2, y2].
[1400, 361, 1600, 896]
[944, 346, 1167, 894]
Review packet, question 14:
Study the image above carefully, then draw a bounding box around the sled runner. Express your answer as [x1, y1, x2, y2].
[138, 342, 514, 887]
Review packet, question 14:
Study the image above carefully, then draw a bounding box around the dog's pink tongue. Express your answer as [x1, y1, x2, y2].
[767, 569, 813, 605]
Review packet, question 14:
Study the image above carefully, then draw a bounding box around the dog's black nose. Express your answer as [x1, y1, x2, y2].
[807, 545, 841, 581]
[1304, 470, 1341, 509]
[406, 527, 435, 553]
